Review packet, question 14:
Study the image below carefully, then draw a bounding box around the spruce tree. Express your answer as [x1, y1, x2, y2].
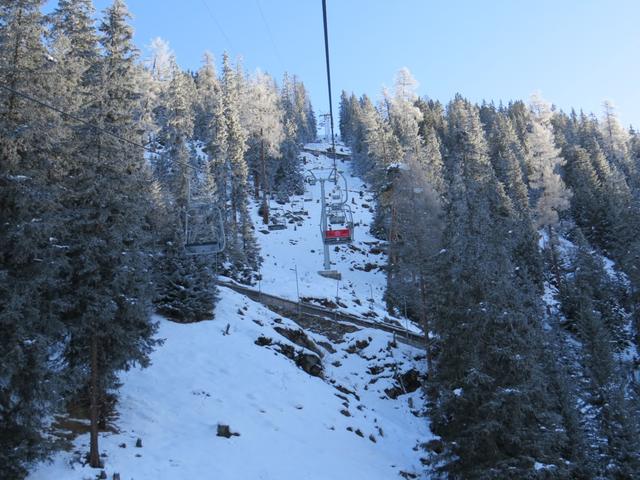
[428, 96, 567, 478]
[55, 0, 159, 467]
[0, 1, 68, 475]
[221, 53, 259, 278]
[153, 61, 218, 322]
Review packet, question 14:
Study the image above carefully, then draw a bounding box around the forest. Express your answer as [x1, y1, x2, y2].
[339, 69, 640, 478]
[2, 0, 640, 479]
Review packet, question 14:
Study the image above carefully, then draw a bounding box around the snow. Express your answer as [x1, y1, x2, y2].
[29, 289, 431, 480]
[247, 145, 423, 334]
[533, 461, 555, 471]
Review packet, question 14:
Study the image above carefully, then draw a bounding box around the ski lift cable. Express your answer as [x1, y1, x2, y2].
[321, 0, 338, 178]
[199, 0, 235, 52]
[255, 0, 284, 72]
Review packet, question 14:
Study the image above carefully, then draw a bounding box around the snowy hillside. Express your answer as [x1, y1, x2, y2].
[29, 146, 432, 479]
[30, 289, 431, 480]
[245, 144, 421, 333]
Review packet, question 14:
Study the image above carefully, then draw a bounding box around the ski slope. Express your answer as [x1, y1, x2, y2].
[29, 289, 432, 480]
[244, 143, 423, 334]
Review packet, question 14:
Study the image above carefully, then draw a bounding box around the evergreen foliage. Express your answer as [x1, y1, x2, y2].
[340, 69, 640, 477]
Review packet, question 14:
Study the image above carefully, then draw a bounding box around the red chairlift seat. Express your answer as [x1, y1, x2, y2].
[324, 227, 352, 244]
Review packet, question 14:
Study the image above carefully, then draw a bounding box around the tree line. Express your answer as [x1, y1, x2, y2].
[0, 1, 315, 478]
[340, 69, 640, 478]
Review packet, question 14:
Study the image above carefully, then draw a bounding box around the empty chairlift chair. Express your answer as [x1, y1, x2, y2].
[184, 202, 225, 255]
[268, 207, 287, 230]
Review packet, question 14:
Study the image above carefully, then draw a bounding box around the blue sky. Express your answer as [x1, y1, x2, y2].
[45, 0, 640, 128]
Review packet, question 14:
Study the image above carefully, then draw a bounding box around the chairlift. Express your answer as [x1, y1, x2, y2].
[322, 204, 354, 245]
[290, 200, 307, 215]
[268, 207, 287, 230]
[304, 189, 313, 202]
[184, 202, 225, 255]
[328, 203, 346, 224]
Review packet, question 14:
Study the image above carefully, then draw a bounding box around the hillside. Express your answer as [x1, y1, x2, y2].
[28, 147, 432, 480]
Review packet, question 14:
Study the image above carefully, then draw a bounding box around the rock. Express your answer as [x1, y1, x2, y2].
[346, 338, 370, 353]
[424, 439, 444, 454]
[278, 343, 295, 359]
[295, 352, 323, 377]
[254, 335, 272, 346]
[274, 327, 323, 357]
[317, 341, 336, 354]
[216, 424, 240, 438]
[385, 369, 422, 399]
[217, 424, 232, 438]
[340, 409, 351, 417]
[334, 384, 360, 401]
[98, 471, 107, 479]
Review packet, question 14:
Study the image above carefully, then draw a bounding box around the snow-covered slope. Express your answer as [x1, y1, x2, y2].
[246, 145, 421, 333]
[29, 145, 432, 479]
[30, 289, 431, 480]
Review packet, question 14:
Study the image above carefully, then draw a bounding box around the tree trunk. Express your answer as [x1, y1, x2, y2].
[419, 273, 432, 371]
[261, 130, 269, 225]
[89, 331, 101, 468]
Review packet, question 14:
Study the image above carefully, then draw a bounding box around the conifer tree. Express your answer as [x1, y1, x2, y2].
[243, 71, 284, 198]
[600, 100, 636, 190]
[428, 97, 567, 477]
[193, 52, 219, 143]
[488, 112, 543, 284]
[221, 53, 259, 277]
[338, 90, 352, 143]
[526, 95, 572, 229]
[0, 1, 68, 475]
[153, 61, 218, 322]
[55, 0, 159, 467]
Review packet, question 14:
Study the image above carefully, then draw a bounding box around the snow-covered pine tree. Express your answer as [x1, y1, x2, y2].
[600, 100, 637, 191]
[526, 94, 572, 230]
[221, 53, 259, 278]
[154, 60, 218, 322]
[428, 96, 568, 477]
[0, 1, 69, 476]
[292, 77, 316, 144]
[242, 71, 284, 199]
[338, 90, 352, 143]
[487, 111, 543, 285]
[193, 51, 219, 144]
[55, 0, 159, 467]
